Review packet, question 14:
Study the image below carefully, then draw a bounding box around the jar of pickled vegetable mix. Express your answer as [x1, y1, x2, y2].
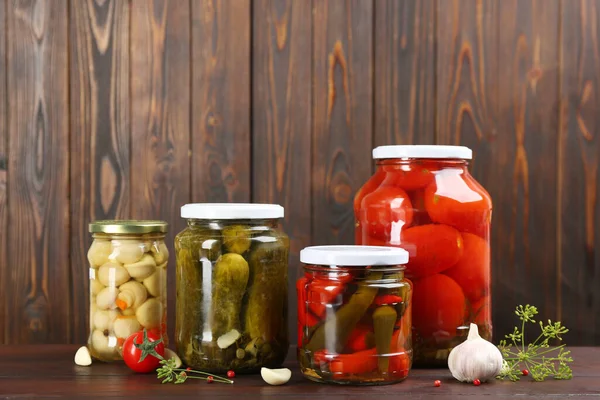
[297, 245, 412, 385]
[354, 145, 492, 367]
[175, 203, 289, 374]
[87, 220, 169, 361]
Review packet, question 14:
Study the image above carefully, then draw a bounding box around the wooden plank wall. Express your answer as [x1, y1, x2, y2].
[0, 0, 599, 346]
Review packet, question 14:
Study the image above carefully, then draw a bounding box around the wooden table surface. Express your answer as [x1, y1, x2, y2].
[0, 345, 599, 399]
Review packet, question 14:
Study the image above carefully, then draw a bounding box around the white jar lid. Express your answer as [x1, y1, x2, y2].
[300, 245, 408, 266]
[372, 145, 472, 160]
[181, 203, 284, 220]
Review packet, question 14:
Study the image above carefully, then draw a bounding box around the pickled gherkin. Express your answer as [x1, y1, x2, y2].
[210, 253, 249, 337]
[174, 206, 289, 374]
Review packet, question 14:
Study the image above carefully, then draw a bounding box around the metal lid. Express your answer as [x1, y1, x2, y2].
[89, 220, 168, 234]
[373, 145, 472, 160]
[181, 203, 284, 220]
[300, 245, 408, 266]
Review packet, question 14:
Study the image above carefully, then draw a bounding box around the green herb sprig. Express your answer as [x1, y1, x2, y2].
[156, 358, 234, 385]
[496, 304, 573, 382]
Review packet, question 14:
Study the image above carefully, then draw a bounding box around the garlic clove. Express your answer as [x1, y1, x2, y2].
[217, 329, 241, 349]
[448, 323, 503, 383]
[74, 346, 92, 366]
[261, 367, 292, 386]
[164, 348, 182, 368]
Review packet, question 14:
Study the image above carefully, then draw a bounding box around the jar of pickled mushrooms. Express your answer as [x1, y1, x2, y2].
[87, 220, 169, 361]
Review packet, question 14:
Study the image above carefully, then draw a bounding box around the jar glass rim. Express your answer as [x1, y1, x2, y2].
[89, 220, 168, 234]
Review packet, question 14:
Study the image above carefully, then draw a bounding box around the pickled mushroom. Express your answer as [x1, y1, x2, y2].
[143, 267, 166, 297]
[113, 315, 142, 339]
[91, 329, 117, 358]
[116, 280, 147, 311]
[98, 262, 130, 287]
[136, 298, 163, 329]
[151, 242, 170, 265]
[96, 287, 119, 310]
[90, 279, 105, 296]
[112, 241, 145, 264]
[125, 254, 157, 280]
[93, 309, 120, 331]
[88, 240, 112, 268]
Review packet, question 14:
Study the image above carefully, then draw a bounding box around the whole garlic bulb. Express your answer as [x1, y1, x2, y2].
[448, 323, 503, 383]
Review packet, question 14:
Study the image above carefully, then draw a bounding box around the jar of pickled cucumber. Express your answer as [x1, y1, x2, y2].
[354, 145, 492, 367]
[175, 203, 289, 374]
[297, 246, 412, 385]
[87, 220, 169, 361]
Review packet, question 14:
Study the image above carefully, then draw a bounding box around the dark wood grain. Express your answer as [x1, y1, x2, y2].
[130, 0, 191, 344]
[491, 0, 561, 342]
[0, 0, 7, 345]
[70, 0, 131, 344]
[559, 0, 600, 345]
[435, 0, 500, 334]
[0, 345, 599, 398]
[252, 0, 311, 343]
[312, 0, 374, 246]
[6, 0, 70, 343]
[191, 0, 251, 203]
[374, 0, 436, 147]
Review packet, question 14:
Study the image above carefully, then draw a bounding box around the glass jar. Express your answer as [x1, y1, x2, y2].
[174, 203, 290, 374]
[297, 246, 412, 385]
[354, 145, 492, 367]
[87, 220, 169, 361]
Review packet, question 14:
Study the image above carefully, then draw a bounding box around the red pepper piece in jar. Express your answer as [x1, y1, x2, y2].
[345, 324, 375, 353]
[307, 279, 345, 317]
[443, 233, 490, 301]
[424, 172, 492, 238]
[357, 186, 414, 242]
[401, 224, 464, 279]
[329, 348, 379, 376]
[412, 274, 467, 337]
[373, 294, 403, 306]
[388, 349, 410, 377]
[296, 277, 309, 326]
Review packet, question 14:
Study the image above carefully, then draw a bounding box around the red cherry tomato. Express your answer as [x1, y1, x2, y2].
[122, 330, 165, 373]
[444, 233, 490, 301]
[380, 162, 437, 191]
[407, 189, 432, 225]
[401, 224, 464, 279]
[412, 274, 466, 338]
[424, 171, 492, 238]
[354, 167, 386, 214]
[358, 186, 414, 242]
[470, 295, 491, 327]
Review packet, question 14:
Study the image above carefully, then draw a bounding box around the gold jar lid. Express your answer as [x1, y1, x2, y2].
[89, 220, 168, 234]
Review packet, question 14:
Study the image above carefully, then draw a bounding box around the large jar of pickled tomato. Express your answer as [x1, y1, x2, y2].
[297, 245, 412, 385]
[354, 145, 492, 367]
[87, 220, 169, 361]
[175, 203, 289, 374]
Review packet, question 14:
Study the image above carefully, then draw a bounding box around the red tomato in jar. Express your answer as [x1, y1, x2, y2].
[354, 167, 386, 214]
[443, 233, 490, 301]
[407, 189, 432, 225]
[358, 186, 414, 242]
[424, 171, 492, 238]
[380, 162, 437, 191]
[471, 295, 491, 326]
[122, 330, 165, 373]
[412, 274, 467, 338]
[401, 224, 463, 279]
